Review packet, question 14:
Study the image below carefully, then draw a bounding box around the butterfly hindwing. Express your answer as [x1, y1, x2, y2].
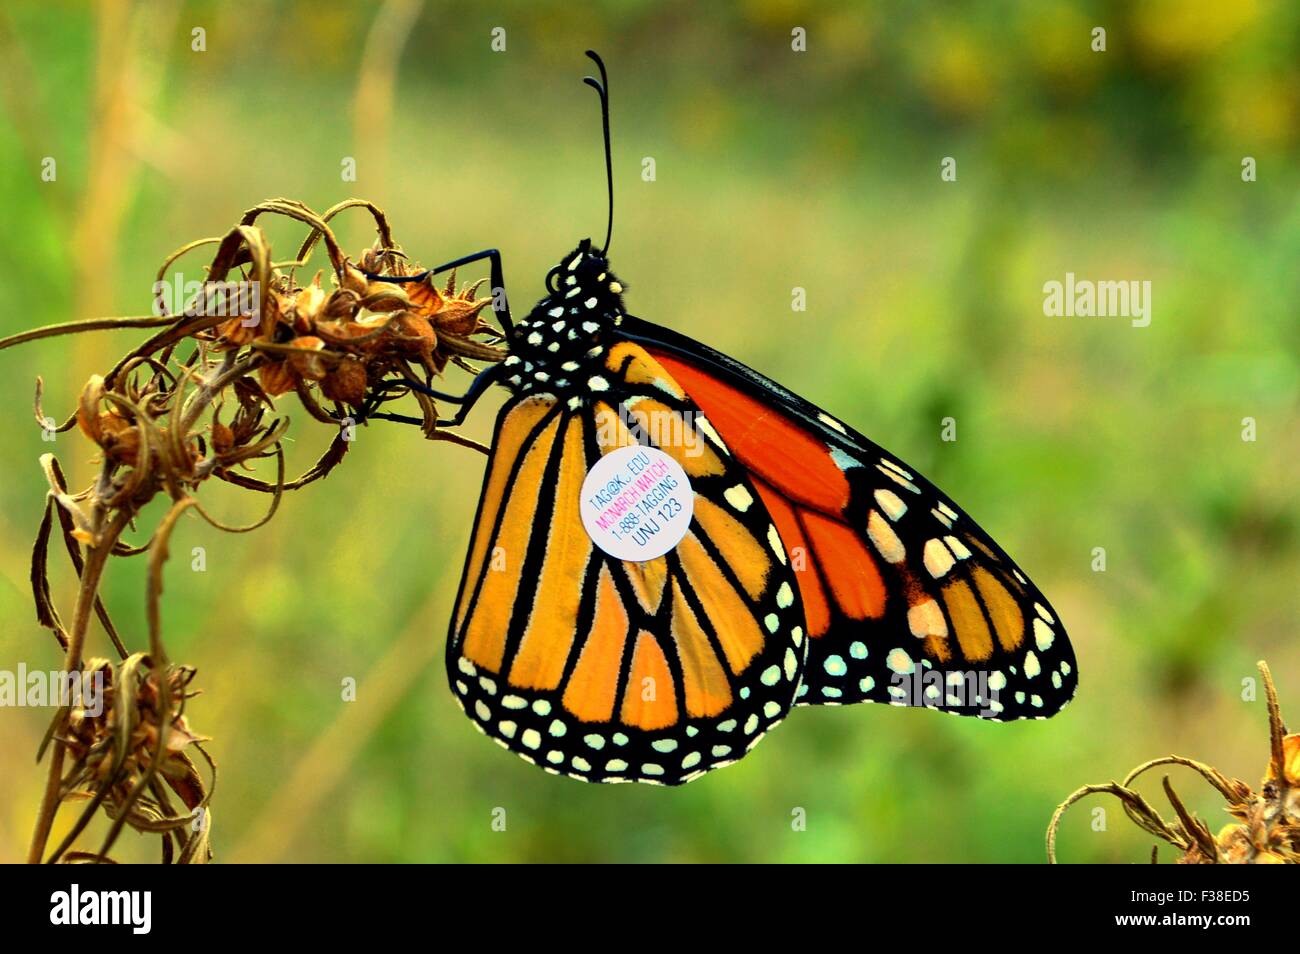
[447, 344, 809, 784]
[630, 318, 1078, 722]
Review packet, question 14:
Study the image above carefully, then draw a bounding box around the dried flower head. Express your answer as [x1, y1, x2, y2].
[50, 655, 213, 864]
[8, 197, 506, 864]
[1048, 660, 1298, 864]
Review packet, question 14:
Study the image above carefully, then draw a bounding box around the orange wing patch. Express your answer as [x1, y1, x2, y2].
[939, 578, 994, 663]
[561, 566, 630, 723]
[801, 510, 887, 621]
[971, 566, 1026, 653]
[508, 415, 592, 689]
[691, 496, 770, 601]
[653, 351, 851, 514]
[669, 586, 733, 717]
[453, 395, 554, 636]
[458, 402, 561, 671]
[675, 532, 766, 675]
[620, 631, 677, 730]
[753, 479, 833, 637]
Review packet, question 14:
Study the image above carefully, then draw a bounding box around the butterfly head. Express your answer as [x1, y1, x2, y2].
[503, 240, 627, 398]
[545, 239, 623, 300]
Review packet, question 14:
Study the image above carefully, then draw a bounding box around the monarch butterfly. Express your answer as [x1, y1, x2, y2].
[370, 52, 1077, 785]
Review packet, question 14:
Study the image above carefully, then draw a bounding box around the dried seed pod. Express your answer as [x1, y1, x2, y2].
[405, 278, 445, 316]
[211, 420, 235, 455]
[435, 294, 495, 337]
[323, 288, 360, 320]
[76, 375, 107, 442]
[316, 318, 378, 347]
[258, 360, 296, 397]
[322, 356, 368, 407]
[293, 280, 328, 332]
[362, 282, 411, 313]
[386, 312, 436, 354]
[286, 336, 329, 381]
[340, 261, 369, 296]
[1268, 734, 1300, 787]
[216, 287, 278, 345]
[99, 413, 140, 466]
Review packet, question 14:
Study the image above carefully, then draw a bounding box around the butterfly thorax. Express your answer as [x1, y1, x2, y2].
[502, 240, 626, 400]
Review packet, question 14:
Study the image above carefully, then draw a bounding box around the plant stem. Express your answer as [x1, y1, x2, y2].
[26, 507, 131, 864]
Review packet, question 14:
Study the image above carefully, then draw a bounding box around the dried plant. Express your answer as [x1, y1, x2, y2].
[6, 197, 504, 863]
[1047, 660, 1298, 864]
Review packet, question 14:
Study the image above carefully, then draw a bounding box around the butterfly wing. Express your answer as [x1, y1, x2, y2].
[624, 316, 1078, 722]
[447, 345, 808, 784]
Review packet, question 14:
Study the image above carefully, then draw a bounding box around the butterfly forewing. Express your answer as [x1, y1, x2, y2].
[447, 344, 809, 784]
[636, 326, 1077, 722]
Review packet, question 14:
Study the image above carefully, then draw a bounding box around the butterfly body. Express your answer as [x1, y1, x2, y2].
[500, 241, 627, 404]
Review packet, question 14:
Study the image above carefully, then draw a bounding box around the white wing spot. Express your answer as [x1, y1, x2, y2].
[923, 538, 956, 578]
[693, 415, 728, 453]
[868, 510, 907, 563]
[881, 458, 914, 480]
[1033, 618, 1055, 651]
[818, 412, 848, 434]
[907, 599, 948, 638]
[1024, 651, 1041, 678]
[723, 484, 753, 512]
[887, 647, 915, 675]
[875, 488, 907, 521]
[829, 447, 860, 471]
[767, 524, 787, 564]
[878, 464, 920, 494]
[944, 535, 971, 559]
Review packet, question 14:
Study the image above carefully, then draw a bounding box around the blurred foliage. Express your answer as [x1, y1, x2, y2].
[0, 0, 1296, 862]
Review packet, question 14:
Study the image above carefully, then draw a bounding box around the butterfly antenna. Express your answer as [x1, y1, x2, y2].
[583, 50, 614, 257]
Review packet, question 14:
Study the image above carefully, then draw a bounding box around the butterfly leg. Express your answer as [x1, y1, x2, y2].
[434, 362, 506, 426]
[370, 361, 505, 423]
[349, 363, 504, 430]
[364, 248, 514, 335]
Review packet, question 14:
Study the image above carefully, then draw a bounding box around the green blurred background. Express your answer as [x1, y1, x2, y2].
[0, 0, 1297, 863]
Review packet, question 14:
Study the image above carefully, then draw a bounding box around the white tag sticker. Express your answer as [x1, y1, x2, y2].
[580, 445, 694, 562]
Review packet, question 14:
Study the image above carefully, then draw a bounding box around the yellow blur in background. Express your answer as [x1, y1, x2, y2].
[0, 0, 1296, 862]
